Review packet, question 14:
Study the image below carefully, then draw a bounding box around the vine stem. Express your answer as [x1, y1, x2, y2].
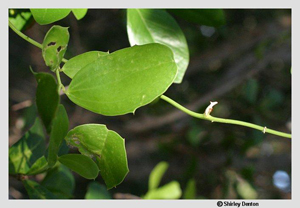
[8, 20, 68, 63]
[160, 95, 291, 139]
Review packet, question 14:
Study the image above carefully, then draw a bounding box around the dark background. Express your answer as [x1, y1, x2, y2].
[9, 9, 291, 199]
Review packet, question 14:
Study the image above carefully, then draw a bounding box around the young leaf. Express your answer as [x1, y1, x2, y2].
[58, 154, 99, 180]
[23, 179, 57, 199]
[65, 124, 129, 189]
[72, 9, 88, 20]
[66, 43, 177, 116]
[85, 182, 112, 199]
[149, 161, 169, 190]
[127, 9, 189, 83]
[62, 51, 108, 78]
[30, 9, 71, 25]
[183, 179, 196, 199]
[41, 164, 75, 199]
[42, 25, 70, 71]
[33, 72, 59, 133]
[9, 118, 45, 174]
[143, 181, 182, 199]
[168, 9, 226, 27]
[48, 105, 69, 167]
[26, 156, 49, 175]
[9, 9, 32, 31]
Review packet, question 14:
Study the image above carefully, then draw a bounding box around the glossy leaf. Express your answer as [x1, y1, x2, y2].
[48, 105, 69, 167]
[85, 182, 111, 199]
[72, 9, 88, 20]
[149, 161, 169, 190]
[127, 9, 189, 83]
[26, 156, 48, 175]
[23, 179, 57, 199]
[9, 9, 32, 31]
[33, 71, 59, 133]
[42, 25, 70, 71]
[30, 9, 71, 25]
[168, 9, 226, 27]
[9, 118, 45, 174]
[58, 154, 99, 179]
[62, 51, 108, 78]
[144, 181, 182, 199]
[66, 43, 177, 116]
[65, 124, 129, 189]
[183, 179, 196, 199]
[41, 164, 75, 199]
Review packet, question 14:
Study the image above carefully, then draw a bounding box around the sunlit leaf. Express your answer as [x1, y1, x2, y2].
[26, 156, 48, 175]
[85, 181, 111, 199]
[72, 9, 88, 20]
[30, 9, 71, 25]
[144, 181, 182, 199]
[149, 161, 169, 190]
[9, 9, 32, 31]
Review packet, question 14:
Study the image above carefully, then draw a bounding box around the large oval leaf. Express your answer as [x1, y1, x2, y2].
[58, 154, 99, 180]
[66, 43, 177, 116]
[65, 124, 129, 189]
[62, 51, 108, 78]
[30, 9, 71, 25]
[127, 9, 189, 83]
[42, 25, 70, 71]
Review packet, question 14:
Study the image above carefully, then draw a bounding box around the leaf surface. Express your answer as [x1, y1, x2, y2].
[85, 182, 111, 199]
[9, 9, 32, 31]
[72, 9, 88, 20]
[148, 161, 169, 190]
[144, 181, 182, 199]
[23, 179, 57, 199]
[30, 9, 71, 25]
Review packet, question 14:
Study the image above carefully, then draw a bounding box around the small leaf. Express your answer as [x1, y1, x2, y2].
[9, 118, 45, 174]
[72, 9, 88, 20]
[144, 181, 182, 199]
[9, 9, 32, 31]
[48, 105, 69, 167]
[66, 43, 177, 116]
[30, 9, 71, 25]
[149, 161, 169, 190]
[127, 9, 189, 83]
[236, 178, 258, 199]
[23, 179, 57, 199]
[42, 25, 70, 71]
[65, 124, 129, 189]
[58, 154, 99, 180]
[41, 164, 75, 199]
[33, 71, 59, 133]
[168, 9, 226, 27]
[62, 51, 108, 79]
[183, 179, 196, 199]
[85, 182, 111, 199]
[26, 156, 48, 175]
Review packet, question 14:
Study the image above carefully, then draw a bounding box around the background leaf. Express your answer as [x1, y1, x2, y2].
[9, 9, 32, 31]
[143, 181, 182, 199]
[148, 161, 169, 190]
[85, 181, 111, 199]
[47, 105, 69, 167]
[72, 9, 88, 20]
[183, 178, 196, 199]
[30, 9, 71, 25]
[62, 51, 108, 79]
[127, 9, 189, 83]
[58, 154, 99, 180]
[42, 25, 70, 71]
[26, 156, 48, 175]
[23, 179, 57, 199]
[33, 72, 59, 133]
[66, 43, 177, 116]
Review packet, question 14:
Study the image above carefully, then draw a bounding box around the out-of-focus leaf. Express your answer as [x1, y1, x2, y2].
[9, 9, 32, 31]
[58, 154, 99, 180]
[30, 9, 71, 25]
[183, 179, 196, 199]
[236, 178, 258, 199]
[168, 9, 226, 27]
[66, 43, 177, 116]
[143, 181, 182, 199]
[72, 9, 88, 20]
[243, 78, 259, 104]
[47, 105, 69, 167]
[9, 118, 45, 174]
[62, 51, 108, 79]
[127, 9, 189, 83]
[85, 181, 111, 199]
[42, 25, 70, 71]
[26, 156, 48, 175]
[149, 161, 169, 190]
[23, 179, 57, 199]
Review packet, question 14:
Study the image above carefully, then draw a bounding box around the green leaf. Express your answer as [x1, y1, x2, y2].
[85, 182, 111, 199]
[23, 179, 57, 199]
[42, 25, 70, 71]
[183, 179, 196, 199]
[62, 51, 108, 79]
[58, 154, 99, 180]
[33, 71, 59, 133]
[149, 161, 169, 190]
[48, 105, 69, 167]
[236, 178, 257, 199]
[9, 9, 32, 31]
[168, 9, 226, 27]
[65, 124, 129, 189]
[66, 43, 177, 116]
[26, 156, 49, 175]
[9, 118, 45, 174]
[127, 9, 189, 83]
[144, 181, 182, 199]
[30, 9, 71, 25]
[72, 9, 88, 20]
[41, 164, 75, 199]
